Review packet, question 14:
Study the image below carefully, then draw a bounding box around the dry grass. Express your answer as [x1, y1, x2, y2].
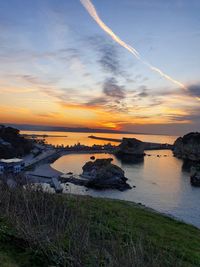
[0, 182, 199, 266]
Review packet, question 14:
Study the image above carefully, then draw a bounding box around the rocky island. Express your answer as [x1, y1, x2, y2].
[115, 138, 145, 162]
[173, 132, 200, 186]
[82, 158, 131, 190]
[61, 158, 132, 191]
[173, 132, 200, 162]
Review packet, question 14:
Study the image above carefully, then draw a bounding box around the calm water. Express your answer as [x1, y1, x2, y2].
[22, 131, 177, 146]
[23, 131, 200, 228]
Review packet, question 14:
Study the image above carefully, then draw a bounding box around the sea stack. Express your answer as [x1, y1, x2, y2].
[173, 132, 200, 184]
[82, 158, 132, 191]
[173, 132, 200, 162]
[115, 138, 145, 163]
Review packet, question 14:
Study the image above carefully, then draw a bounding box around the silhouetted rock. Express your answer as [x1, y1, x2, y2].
[0, 125, 33, 159]
[118, 138, 145, 155]
[82, 158, 131, 191]
[191, 174, 200, 186]
[173, 132, 200, 162]
[190, 166, 200, 187]
[115, 138, 145, 163]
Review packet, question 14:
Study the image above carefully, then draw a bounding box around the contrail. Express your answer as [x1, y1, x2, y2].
[80, 0, 187, 90]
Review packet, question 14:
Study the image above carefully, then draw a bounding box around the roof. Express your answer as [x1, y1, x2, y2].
[0, 158, 23, 164]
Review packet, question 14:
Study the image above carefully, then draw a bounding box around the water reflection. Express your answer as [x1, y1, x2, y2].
[22, 131, 178, 147]
[52, 150, 200, 228]
[21, 131, 200, 228]
[115, 153, 144, 164]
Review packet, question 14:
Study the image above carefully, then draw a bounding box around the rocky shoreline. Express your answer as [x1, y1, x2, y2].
[60, 158, 132, 191]
[28, 133, 200, 190]
[173, 132, 200, 186]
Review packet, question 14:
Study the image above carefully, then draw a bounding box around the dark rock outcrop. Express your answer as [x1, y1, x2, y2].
[190, 166, 200, 187]
[191, 174, 200, 187]
[0, 125, 33, 159]
[173, 132, 200, 162]
[116, 138, 145, 163]
[82, 158, 131, 191]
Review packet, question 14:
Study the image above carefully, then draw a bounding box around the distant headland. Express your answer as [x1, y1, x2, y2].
[1, 123, 143, 134]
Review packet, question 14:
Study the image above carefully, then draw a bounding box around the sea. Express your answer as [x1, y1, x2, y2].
[22, 131, 200, 228]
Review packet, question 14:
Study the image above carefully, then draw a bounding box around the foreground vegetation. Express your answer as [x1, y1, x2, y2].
[0, 184, 199, 267]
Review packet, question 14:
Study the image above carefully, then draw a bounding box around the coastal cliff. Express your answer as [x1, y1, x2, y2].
[173, 132, 200, 162]
[173, 132, 200, 186]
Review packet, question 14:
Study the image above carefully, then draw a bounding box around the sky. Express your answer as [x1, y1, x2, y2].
[0, 0, 200, 135]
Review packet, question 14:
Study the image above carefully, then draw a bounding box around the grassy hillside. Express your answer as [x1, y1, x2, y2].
[0, 185, 199, 267]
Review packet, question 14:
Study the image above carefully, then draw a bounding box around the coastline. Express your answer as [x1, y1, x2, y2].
[77, 194, 200, 230]
[25, 150, 200, 229]
[26, 149, 113, 178]
[21, 128, 179, 136]
[27, 155, 200, 229]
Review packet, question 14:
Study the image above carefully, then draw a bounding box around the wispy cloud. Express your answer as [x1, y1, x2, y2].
[103, 77, 125, 99]
[80, 0, 186, 89]
[88, 35, 130, 80]
[187, 84, 200, 99]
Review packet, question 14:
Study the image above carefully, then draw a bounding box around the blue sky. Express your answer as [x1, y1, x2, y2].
[0, 0, 200, 134]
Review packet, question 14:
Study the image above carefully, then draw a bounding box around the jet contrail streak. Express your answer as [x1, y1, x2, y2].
[80, 0, 187, 90]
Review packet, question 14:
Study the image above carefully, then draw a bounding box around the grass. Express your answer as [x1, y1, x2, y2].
[0, 185, 199, 266]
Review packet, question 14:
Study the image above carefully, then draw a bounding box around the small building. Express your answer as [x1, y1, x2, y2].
[0, 158, 25, 175]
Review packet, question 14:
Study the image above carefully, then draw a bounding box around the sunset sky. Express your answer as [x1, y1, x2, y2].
[0, 0, 200, 134]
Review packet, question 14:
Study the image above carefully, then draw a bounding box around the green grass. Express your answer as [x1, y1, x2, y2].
[81, 198, 200, 266]
[0, 218, 44, 267]
[0, 191, 199, 266]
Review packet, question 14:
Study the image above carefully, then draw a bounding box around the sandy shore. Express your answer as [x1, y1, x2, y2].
[25, 149, 117, 191]
[27, 163, 61, 177]
[26, 149, 111, 180]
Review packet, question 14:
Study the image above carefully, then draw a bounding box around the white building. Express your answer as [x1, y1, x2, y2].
[0, 158, 25, 175]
